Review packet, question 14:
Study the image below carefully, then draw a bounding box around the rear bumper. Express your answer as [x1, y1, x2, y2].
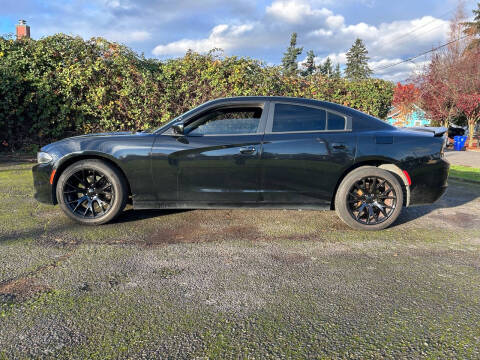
[32, 163, 55, 204]
[408, 158, 449, 206]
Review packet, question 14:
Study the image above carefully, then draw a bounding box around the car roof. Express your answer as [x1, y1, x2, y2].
[206, 96, 343, 110]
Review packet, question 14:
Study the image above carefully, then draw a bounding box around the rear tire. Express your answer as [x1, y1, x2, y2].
[56, 159, 128, 225]
[335, 166, 403, 230]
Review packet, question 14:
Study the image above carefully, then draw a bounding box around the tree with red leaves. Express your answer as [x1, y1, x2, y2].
[392, 83, 420, 126]
[417, 55, 458, 128]
[453, 50, 480, 147]
[417, 2, 480, 146]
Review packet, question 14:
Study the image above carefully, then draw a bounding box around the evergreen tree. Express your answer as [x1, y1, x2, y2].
[333, 63, 342, 78]
[345, 38, 372, 80]
[320, 57, 333, 77]
[463, 2, 480, 50]
[282, 32, 303, 76]
[301, 50, 316, 76]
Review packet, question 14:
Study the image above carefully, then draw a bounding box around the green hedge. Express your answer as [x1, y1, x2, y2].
[0, 34, 394, 150]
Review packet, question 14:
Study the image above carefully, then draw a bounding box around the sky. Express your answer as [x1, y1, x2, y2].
[0, 0, 478, 82]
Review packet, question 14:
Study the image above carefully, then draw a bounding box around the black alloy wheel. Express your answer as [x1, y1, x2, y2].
[346, 176, 397, 225]
[63, 168, 115, 219]
[335, 166, 404, 230]
[56, 159, 128, 225]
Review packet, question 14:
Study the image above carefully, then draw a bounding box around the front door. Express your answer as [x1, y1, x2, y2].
[151, 103, 268, 204]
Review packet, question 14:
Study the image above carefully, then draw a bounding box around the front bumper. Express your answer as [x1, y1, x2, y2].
[32, 163, 55, 204]
[408, 158, 450, 206]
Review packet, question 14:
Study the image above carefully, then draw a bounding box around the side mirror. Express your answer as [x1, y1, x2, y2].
[172, 123, 184, 135]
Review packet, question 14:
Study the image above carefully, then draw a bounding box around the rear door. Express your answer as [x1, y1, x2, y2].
[260, 102, 356, 205]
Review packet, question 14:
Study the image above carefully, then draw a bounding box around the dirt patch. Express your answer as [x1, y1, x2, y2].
[146, 225, 203, 246]
[147, 224, 262, 245]
[224, 225, 262, 240]
[0, 278, 50, 303]
[271, 252, 310, 265]
[0, 252, 73, 303]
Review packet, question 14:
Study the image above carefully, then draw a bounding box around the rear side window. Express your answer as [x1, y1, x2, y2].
[328, 112, 346, 130]
[273, 104, 326, 132]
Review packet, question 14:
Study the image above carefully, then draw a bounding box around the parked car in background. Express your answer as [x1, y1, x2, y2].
[32, 97, 449, 230]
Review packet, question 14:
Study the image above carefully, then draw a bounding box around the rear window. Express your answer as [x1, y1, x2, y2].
[273, 104, 326, 132]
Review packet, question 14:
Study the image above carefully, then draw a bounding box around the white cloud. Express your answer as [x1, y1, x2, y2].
[266, 0, 331, 23]
[315, 52, 347, 65]
[152, 23, 254, 56]
[150, 0, 450, 82]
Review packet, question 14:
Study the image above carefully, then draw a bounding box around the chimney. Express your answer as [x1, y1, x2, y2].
[16, 20, 30, 40]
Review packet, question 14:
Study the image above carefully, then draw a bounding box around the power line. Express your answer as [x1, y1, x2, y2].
[372, 34, 470, 73]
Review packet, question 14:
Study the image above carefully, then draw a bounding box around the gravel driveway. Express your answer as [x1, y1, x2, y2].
[0, 161, 479, 359]
[445, 150, 480, 167]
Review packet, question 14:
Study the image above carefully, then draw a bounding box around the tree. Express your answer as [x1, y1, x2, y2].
[345, 38, 372, 80]
[417, 3, 469, 128]
[392, 83, 420, 126]
[417, 51, 461, 128]
[301, 50, 316, 77]
[462, 1, 480, 50]
[320, 57, 333, 77]
[453, 49, 480, 147]
[333, 63, 342, 78]
[282, 32, 303, 76]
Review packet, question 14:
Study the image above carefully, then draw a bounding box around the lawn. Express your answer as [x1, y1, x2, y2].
[0, 161, 479, 359]
[449, 165, 480, 183]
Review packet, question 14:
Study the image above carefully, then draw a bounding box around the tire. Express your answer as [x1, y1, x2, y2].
[56, 159, 128, 225]
[335, 166, 404, 231]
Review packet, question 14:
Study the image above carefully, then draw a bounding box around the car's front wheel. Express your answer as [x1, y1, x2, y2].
[335, 166, 403, 230]
[56, 159, 128, 225]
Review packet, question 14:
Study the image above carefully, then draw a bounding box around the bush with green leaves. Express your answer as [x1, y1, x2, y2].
[0, 34, 394, 150]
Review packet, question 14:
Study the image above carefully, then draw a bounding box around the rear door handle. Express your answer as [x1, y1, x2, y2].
[332, 144, 346, 150]
[239, 146, 256, 155]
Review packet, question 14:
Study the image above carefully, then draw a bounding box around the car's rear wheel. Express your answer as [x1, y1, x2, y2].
[335, 166, 403, 230]
[56, 159, 128, 225]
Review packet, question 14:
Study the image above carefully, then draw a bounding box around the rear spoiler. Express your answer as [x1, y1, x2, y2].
[401, 127, 447, 137]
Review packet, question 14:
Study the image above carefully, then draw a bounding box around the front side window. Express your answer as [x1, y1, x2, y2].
[273, 104, 326, 132]
[185, 107, 262, 136]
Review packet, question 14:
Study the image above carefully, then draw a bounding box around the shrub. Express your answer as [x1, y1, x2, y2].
[0, 34, 394, 150]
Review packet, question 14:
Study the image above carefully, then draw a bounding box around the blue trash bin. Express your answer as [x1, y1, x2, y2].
[454, 135, 468, 151]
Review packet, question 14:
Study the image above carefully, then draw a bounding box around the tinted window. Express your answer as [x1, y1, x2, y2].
[186, 107, 262, 135]
[273, 104, 326, 132]
[328, 112, 346, 130]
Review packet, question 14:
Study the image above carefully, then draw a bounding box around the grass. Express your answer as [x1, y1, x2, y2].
[0, 160, 480, 358]
[449, 165, 480, 183]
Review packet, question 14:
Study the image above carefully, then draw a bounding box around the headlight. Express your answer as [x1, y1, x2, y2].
[37, 152, 53, 164]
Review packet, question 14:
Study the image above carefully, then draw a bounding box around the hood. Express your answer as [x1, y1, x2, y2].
[40, 131, 150, 154]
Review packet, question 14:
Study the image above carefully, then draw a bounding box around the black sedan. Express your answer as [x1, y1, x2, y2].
[33, 96, 449, 230]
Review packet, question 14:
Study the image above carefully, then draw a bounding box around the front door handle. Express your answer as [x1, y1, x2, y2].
[332, 144, 346, 150]
[239, 146, 256, 155]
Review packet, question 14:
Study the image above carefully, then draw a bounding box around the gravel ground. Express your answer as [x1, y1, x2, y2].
[0, 161, 479, 359]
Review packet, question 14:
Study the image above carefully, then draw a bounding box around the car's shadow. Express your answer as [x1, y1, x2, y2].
[109, 180, 480, 228]
[112, 208, 191, 223]
[393, 179, 480, 227]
